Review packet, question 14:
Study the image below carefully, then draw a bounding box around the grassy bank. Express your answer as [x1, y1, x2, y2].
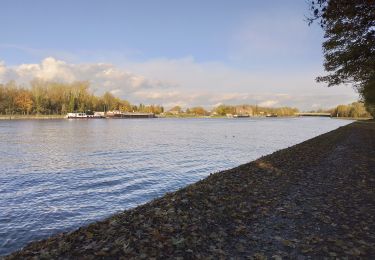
[0, 115, 65, 120]
[4, 121, 375, 259]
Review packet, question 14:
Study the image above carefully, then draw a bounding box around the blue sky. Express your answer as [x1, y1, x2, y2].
[0, 0, 358, 110]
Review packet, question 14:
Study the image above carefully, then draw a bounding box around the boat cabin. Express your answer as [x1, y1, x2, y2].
[66, 113, 87, 118]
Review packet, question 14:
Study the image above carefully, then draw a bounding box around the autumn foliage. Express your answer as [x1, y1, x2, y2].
[0, 80, 164, 115]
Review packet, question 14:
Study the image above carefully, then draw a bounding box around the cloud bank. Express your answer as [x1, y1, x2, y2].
[0, 57, 358, 110]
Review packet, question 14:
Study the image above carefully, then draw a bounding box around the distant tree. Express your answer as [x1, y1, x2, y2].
[169, 106, 182, 113]
[136, 103, 145, 112]
[332, 102, 371, 118]
[336, 105, 350, 117]
[214, 104, 235, 116]
[189, 106, 208, 116]
[308, 0, 375, 116]
[235, 105, 253, 115]
[3, 81, 18, 114]
[119, 100, 132, 112]
[103, 92, 117, 111]
[31, 80, 49, 114]
[68, 94, 76, 112]
[131, 105, 138, 112]
[0, 80, 140, 115]
[74, 81, 91, 112]
[147, 105, 164, 114]
[15, 89, 33, 114]
[0, 84, 4, 113]
[349, 102, 367, 118]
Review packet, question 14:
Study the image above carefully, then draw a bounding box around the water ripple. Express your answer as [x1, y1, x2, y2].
[0, 118, 353, 255]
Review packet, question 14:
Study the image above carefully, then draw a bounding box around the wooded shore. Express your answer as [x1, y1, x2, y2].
[4, 121, 375, 259]
[0, 115, 65, 120]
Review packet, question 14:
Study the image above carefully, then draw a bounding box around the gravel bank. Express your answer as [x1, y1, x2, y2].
[4, 121, 375, 259]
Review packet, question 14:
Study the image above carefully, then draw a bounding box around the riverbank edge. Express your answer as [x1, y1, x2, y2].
[0, 114, 296, 120]
[4, 120, 375, 259]
[0, 114, 372, 120]
[0, 115, 65, 120]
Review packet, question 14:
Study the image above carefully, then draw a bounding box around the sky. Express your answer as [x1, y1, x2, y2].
[0, 0, 358, 110]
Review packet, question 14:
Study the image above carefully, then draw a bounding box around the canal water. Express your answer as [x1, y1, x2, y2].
[0, 117, 352, 255]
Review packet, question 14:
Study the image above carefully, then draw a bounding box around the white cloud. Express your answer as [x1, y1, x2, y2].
[258, 100, 278, 107]
[0, 61, 6, 77]
[0, 57, 172, 96]
[0, 57, 359, 110]
[312, 103, 322, 109]
[26, 57, 75, 82]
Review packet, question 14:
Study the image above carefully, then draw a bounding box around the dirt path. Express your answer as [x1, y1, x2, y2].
[4, 121, 375, 259]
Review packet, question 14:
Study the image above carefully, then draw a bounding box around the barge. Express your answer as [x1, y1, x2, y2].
[65, 111, 155, 119]
[106, 111, 155, 118]
[66, 112, 105, 119]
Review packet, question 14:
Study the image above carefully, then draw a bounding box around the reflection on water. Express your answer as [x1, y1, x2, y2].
[0, 117, 352, 255]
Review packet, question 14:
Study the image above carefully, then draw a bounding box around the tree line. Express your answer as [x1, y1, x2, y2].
[169, 103, 372, 118]
[0, 80, 164, 115]
[310, 102, 371, 118]
[212, 104, 299, 117]
[167, 104, 299, 117]
[0, 80, 372, 118]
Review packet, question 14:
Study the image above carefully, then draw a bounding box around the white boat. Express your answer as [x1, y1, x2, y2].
[66, 112, 88, 119]
[66, 112, 106, 119]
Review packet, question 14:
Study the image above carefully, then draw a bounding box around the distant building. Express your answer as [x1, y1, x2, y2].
[106, 110, 155, 118]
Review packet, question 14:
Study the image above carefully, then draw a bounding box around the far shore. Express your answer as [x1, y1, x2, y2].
[0, 115, 66, 120]
[0, 114, 372, 121]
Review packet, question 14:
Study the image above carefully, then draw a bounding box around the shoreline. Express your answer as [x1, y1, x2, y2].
[0, 115, 65, 120]
[3, 120, 375, 258]
[0, 114, 372, 121]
